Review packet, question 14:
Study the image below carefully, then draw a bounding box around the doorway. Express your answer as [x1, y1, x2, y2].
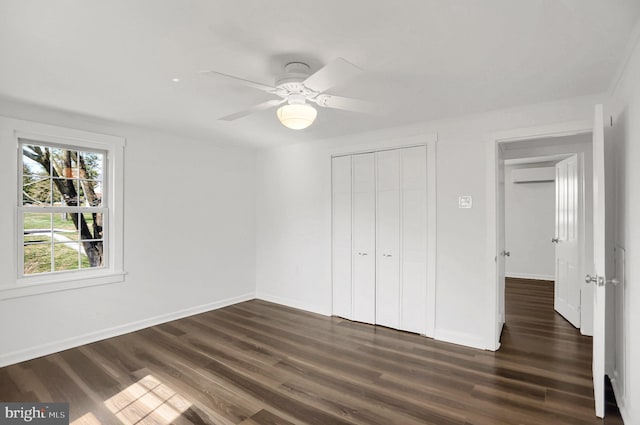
[498, 133, 594, 338]
[487, 107, 618, 419]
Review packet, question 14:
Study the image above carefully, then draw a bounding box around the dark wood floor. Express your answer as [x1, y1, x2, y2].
[0, 278, 620, 424]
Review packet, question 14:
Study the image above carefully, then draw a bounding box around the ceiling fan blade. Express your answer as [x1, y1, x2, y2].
[219, 99, 285, 121]
[200, 69, 277, 92]
[303, 58, 363, 93]
[314, 94, 383, 115]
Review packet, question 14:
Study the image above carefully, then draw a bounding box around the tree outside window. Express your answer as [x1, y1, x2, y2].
[21, 143, 106, 275]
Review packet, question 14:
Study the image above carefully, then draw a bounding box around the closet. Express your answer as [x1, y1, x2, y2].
[331, 145, 429, 335]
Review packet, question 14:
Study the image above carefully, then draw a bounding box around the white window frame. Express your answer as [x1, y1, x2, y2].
[0, 121, 125, 299]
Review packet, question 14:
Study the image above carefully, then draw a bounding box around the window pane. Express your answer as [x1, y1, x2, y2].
[24, 213, 52, 242]
[24, 243, 52, 275]
[24, 234, 50, 244]
[54, 213, 79, 241]
[80, 151, 103, 180]
[80, 241, 103, 269]
[18, 135, 116, 282]
[23, 176, 51, 206]
[52, 178, 79, 206]
[22, 145, 51, 176]
[81, 212, 104, 241]
[51, 148, 79, 178]
[54, 242, 80, 271]
[79, 180, 102, 207]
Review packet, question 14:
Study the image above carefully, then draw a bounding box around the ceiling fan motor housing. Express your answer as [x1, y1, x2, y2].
[275, 62, 315, 96]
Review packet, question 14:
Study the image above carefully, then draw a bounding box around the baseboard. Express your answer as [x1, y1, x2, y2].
[434, 328, 491, 351]
[506, 273, 554, 281]
[0, 291, 255, 368]
[610, 374, 632, 425]
[255, 292, 332, 317]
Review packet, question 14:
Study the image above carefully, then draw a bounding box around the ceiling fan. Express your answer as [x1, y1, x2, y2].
[200, 58, 380, 130]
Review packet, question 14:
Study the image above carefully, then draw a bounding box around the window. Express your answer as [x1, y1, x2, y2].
[0, 120, 125, 299]
[20, 143, 106, 275]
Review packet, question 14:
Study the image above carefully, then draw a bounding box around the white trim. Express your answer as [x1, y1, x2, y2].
[425, 141, 437, 337]
[505, 273, 555, 281]
[434, 328, 491, 351]
[485, 120, 592, 351]
[256, 292, 332, 316]
[0, 292, 255, 368]
[0, 271, 126, 300]
[329, 133, 438, 157]
[608, 17, 640, 97]
[15, 127, 125, 150]
[487, 121, 591, 144]
[2, 117, 126, 298]
[610, 375, 632, 425]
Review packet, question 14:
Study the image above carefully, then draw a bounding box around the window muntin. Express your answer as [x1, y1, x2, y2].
[19, 142, 107, 276]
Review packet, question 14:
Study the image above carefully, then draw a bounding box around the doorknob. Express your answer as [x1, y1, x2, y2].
[382, 253, 392, 257]
[551, 237, 559, 243]
[585, 274, 620, 286]
[585, 274, 598, 284]
[585, 274, 606, 286]
[357, 252, 368, 256]
[502, 251, 510, 257]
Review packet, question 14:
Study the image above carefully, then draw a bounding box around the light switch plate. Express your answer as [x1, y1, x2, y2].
[459, 196, 472, 208]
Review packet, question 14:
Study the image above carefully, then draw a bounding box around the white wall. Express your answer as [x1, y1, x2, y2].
[255, 94, 603, 350]
[504, 164, 555, 280]
[0, 99, 256, 366]
[609, 29, 640, 425]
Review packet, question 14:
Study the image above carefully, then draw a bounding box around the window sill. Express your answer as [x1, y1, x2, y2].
[0, 271, 126, 300]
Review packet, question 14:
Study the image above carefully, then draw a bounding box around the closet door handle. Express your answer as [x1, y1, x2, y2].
[382, 253, 392, 257]
[356, 252, 368, 256]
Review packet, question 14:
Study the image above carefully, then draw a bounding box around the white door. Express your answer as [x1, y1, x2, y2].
[589, 104, 607, 418]
[399, 146, 428, 334]
[332, 156, 352, 319]
[554, 155, 581, 328]
[351, 153, 376, 324]
[375, 150, 400, 329]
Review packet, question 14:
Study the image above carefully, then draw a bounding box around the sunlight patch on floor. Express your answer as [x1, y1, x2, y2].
[71, 412, 101, 425]
[71, 375, 192, 425]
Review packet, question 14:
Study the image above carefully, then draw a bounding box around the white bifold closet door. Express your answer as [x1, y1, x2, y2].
[375, 150, 401, 329]
[399, 146, 428, 333]
[351, 153, 376, 323]
[331, 155, 352, 319]
[332, 146, 428, 335]
[375, 150, 400, 328]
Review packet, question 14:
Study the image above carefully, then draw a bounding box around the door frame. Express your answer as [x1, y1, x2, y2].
[330, 133, 438, 337]
[485, 120, 592, 350]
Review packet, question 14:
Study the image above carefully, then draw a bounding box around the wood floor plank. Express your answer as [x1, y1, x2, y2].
[0, 278, 623, 424]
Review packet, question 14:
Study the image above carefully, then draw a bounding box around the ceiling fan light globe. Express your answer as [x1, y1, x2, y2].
[277, 103, 317, 130]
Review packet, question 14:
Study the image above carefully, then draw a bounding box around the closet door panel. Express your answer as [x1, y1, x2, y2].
[400, 146, 428, 334]
[332, 155, 352, 318]
[375, 150, 401, 328]
[351, 153, 376, 324]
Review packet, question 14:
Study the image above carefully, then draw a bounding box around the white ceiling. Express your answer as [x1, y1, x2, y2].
[1, 1, 639, 147]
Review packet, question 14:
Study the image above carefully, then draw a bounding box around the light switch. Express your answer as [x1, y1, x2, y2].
[459, 196, 472, 208]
